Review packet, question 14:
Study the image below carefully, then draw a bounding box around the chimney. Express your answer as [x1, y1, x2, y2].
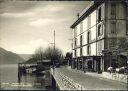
[77, 13, 80, 19]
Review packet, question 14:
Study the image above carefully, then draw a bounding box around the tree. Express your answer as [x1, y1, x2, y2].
[44, 47, 63, 63]
[65, 52, 72, 65]
[32, 47, 44, 62]
[31, 46, 64, 64]
[65, 52, 72, 59]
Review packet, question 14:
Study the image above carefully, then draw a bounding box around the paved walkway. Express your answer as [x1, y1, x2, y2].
[55, 66, 127, 90]
[67, 66, 127, 83]
[67, 66, 103, 78]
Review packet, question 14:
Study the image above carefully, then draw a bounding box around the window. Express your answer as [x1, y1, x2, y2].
[111, 3, 116, 19]
[75, 38, 77, 47]
[98, 24, 102, 36]
[126, 21, 128, 35]
[75, 50, 76, 57]
[80, 48, 82, 56]
[111, 21, 116, 34]
[98, 41, 102, 54]
[98, 7, 101, 22]
[80, 35, 82, 47]
[127, 5, 128, 18]
[87, 45, 91, 55]
[87, 31, 91, 44]
[79, 35, 83, 56]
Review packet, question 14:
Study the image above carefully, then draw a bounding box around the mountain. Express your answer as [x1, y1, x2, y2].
[18, 54, 32, 61]
[0, 47, 25, 64]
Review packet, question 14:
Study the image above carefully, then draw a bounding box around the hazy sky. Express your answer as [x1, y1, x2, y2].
[0, 0, 90, 54]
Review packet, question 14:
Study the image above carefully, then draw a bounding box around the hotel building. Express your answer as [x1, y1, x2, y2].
[70, 1, 128, 72]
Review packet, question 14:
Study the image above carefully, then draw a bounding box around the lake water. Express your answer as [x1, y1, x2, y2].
[0, 64, 46, 90]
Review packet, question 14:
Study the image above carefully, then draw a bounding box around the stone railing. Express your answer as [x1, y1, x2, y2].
[50, 68, 85, 90]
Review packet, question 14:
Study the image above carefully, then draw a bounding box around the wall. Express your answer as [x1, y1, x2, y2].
[102, 72, 127, 83]
[106, 2, 126, 20]
[105, 2, 127, 50]
[91, 43, 96, 55]
[97, 40, 104, 56]
[51, 68, 85, 90]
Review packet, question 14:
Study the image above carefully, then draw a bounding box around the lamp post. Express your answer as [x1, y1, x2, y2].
[125, 38, 128, 89]
[53, 30, 55, 68]
[50, 30, 55, 75]
[50, 30, 56, 68]
[68, 39, 73, 66]
[54, 30, 55, 51]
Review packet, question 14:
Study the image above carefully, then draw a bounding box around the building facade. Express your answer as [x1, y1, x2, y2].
[70, 1, 128, 72]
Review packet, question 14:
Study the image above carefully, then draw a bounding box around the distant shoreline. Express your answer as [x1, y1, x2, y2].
[0, 63, 19, 65]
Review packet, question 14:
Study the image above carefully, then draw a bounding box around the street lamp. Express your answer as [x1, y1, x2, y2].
[50, 30, 56, 75]
[126, 51, 128, 89]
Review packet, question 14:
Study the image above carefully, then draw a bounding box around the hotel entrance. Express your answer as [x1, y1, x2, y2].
[81, 56, 102, 73]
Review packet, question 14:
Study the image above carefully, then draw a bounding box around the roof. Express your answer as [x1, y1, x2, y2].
[70, 0, 127, 29]
[37, 59, 51, 63]
[43, 59, 51, 62]
[70, 1, 103, 28]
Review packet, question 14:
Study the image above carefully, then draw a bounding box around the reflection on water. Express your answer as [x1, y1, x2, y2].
[0, 64, 46, 90]
[0, 65, 18, 83]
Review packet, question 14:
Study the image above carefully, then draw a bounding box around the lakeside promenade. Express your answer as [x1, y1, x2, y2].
[51, 66, 127, 90]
